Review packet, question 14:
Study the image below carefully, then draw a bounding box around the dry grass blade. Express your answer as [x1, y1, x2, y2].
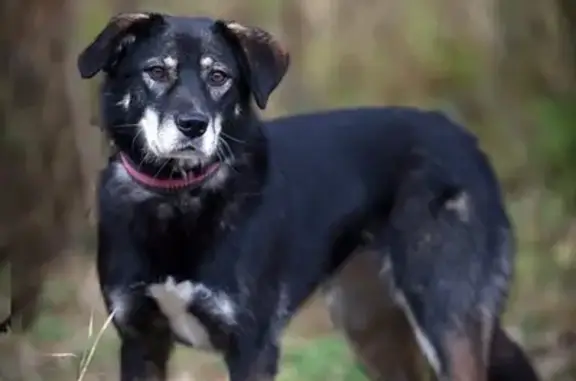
[46, 352, 78, 359]
[78, 308, 95, 376]
[77, 309, 116, 381]
[88, 309, 94, 338]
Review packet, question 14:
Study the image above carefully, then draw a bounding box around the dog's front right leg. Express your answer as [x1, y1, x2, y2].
[119, 331, 173, 381]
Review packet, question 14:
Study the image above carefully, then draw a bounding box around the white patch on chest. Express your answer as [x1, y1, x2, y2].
[147, 277, 237, 350]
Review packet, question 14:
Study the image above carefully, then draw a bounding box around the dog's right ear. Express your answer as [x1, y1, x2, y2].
[215, 21, 289, 110]
[77, 12, 161, 79]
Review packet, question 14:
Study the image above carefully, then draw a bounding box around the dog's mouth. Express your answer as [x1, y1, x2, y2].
[120, 152, 221, 191]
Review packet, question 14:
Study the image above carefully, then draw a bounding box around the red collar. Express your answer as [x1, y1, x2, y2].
[119, 153, 220, 191]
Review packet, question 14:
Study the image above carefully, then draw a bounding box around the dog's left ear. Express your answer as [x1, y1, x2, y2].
[215, 21, 289, 109]
[78, 12, 162, 79]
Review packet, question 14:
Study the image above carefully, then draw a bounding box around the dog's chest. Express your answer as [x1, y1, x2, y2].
[146, 276, 237, 350]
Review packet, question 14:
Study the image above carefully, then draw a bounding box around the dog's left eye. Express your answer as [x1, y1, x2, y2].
[146, 66, 169, 82]
[207, 70, 229, 86]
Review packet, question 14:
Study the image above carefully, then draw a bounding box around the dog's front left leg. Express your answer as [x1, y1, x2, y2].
[226, 337, 280, 381]
[119, 330, 173, 381]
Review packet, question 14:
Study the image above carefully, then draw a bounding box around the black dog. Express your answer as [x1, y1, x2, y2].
[78, 12, 540, 381]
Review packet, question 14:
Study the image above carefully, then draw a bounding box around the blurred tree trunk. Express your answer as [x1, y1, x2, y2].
[110, 0, 140, 13]
[497, 0, 573, 96]
[557, 0, 576, 72]
[278, 0, 313, 113]
[0, 0, 84, 378]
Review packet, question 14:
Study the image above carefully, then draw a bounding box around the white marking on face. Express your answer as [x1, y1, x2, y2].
[200, 56, 214, 69]
[209, 80, 232, 100]
[117, 93, 131, 110]
[163, 56, 178, 69]
[138, 107, 222, 164]
[234, 104, 242, 117]
[139, 107, 162, 154]
[139, 108, 190, 159]
[200, 114, 223, 157]
[148, 277, 237, 349]
[200, 55, 232, 99]
[142, 72, 161, 92]
[157, 116, 185, 153]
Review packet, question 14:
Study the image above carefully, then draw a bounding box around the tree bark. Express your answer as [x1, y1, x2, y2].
[110, 0, 140, 13]
[0, 0, 84, 378]
[279, 0, 312, 113]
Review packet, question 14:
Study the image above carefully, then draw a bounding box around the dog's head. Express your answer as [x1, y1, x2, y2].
[78, 13, 288, 185]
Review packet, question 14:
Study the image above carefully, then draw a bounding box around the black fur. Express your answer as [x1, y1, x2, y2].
[79, 12, 540, 381]
[489, 324, 541, 381]
[0, 316, 9, 333]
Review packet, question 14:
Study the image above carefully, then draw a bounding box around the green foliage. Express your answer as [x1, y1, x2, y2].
[279, 336, 368, 381]
[31, 313, 70, 343]
[534, 94, 576, 212]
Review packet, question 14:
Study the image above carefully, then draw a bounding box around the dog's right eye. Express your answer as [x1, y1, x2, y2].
[207, 70, 229, 87]
[146, 66, 169, 82]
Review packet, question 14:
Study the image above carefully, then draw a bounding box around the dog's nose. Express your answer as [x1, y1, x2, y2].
[175, 113, 209, 138]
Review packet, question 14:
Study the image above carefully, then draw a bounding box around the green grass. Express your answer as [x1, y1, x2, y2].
[24, 312, 367, 380]
[279, 336, 368, 381]
[20, 278, 366, 381]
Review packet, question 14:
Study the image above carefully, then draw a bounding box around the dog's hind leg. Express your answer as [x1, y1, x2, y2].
[326, 250, 432, 381]
[378, 180, 515, 381]
[327, 250, 540, 381]
[488, 324, 540, 381]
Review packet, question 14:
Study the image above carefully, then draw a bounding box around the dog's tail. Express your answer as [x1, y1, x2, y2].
[0, 315, 9, 334]
[489, 325, 540, 381]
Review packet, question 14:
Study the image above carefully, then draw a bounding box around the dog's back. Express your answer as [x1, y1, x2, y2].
[264, 106, 510, 242]
[266, 107, 534, 381]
